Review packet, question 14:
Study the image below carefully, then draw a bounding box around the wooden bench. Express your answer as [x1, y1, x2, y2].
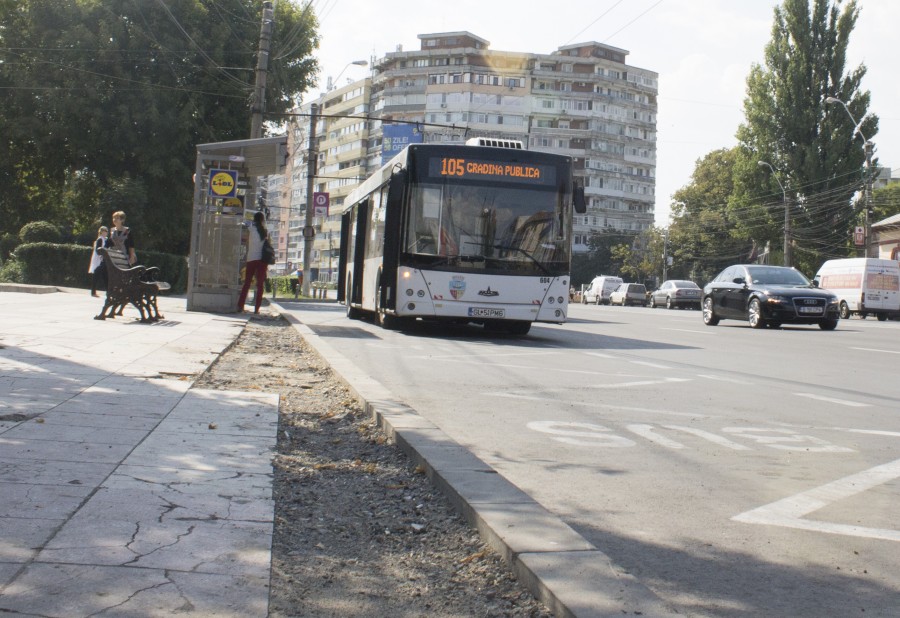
[94, 248, 170, 322]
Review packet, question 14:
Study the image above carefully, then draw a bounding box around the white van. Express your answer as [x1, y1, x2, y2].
[814, 258, 900, 320]
[581, 275, 623, 305]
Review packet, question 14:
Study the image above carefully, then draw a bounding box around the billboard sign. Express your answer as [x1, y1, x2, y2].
[382, 124, 423, 164]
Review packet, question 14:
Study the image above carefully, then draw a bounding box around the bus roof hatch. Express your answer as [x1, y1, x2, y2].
[465, 137, 524, 149]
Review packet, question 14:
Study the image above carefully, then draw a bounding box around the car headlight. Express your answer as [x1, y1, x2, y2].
[765, 294, 789, 303]
[827, 295, 839, 305]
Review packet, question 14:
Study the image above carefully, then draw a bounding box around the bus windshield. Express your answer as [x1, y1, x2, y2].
[404, 182, 570, 276]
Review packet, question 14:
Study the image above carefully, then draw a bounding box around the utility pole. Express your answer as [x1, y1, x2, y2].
[758, 160, 791, 267]
[301, 103, 318, 297]
[825, 96, 875, 258]
[250, 1, 274, 139]
[863, 140, 874, 257]
[662, 229, 669, 283]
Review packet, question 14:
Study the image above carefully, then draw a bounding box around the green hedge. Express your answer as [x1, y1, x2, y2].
[8, 243, 188, 293]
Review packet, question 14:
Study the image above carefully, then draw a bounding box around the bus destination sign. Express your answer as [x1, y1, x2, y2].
[428, 157, 556, 186]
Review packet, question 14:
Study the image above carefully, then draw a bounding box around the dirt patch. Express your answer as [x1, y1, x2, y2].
[192, 313, 552, 618]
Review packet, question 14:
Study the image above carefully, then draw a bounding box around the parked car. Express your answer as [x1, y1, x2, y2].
[702, 264, 840, 330]
[814, 258, 900, 320]
[581, 275, 623, 305]
[649, 280, 702, 309]
[609, 283, 647, 306]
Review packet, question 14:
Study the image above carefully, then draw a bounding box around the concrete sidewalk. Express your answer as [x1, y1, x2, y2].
[0, 289, 277, 617]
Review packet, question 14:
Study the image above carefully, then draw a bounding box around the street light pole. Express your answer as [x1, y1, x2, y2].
[328, 60, 368, 91]
[758, 160, 791, 267]
[825, 96, 874, 257]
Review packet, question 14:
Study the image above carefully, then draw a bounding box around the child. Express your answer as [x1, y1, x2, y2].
[89, 226, 109, 297]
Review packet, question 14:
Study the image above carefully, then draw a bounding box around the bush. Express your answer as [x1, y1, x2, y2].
[0, 259, 25, 283]
[19, 221, 61, 244]
[1, 232, 18, 262]
[11, 242, 188, 293]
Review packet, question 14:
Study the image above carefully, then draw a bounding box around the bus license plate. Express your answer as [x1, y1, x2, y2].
[468, 307, 505, 318]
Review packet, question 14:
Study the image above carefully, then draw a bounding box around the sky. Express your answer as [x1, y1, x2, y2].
[302, 0, 900, 227]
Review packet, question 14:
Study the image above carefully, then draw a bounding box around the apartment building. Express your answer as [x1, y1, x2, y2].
[283, 31, 657, 274]
[282, 79, 371, 280]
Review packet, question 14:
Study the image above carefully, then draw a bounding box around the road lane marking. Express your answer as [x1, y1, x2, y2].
[488, 394, 708, 418]
[851, 346, 900, 355]
[698, 374, 751, 384]
[795, 393, 870, 408]
[837, 428, 900, 438]
[732, 458, 900, 542]
[584, 352, 616, 359]
[662, 425, 751, 450]
[629, 360, 671, 369]
[586, 377, 691, 389]
[626, 424, 686, 449]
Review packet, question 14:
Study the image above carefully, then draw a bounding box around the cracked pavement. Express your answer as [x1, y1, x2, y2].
[0, 291, 272, 617]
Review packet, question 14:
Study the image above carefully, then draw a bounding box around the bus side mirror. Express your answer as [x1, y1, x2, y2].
[573, 185, 586, 214]
[388, 169, 408, 209]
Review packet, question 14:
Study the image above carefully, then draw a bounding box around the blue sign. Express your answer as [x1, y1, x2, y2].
[382, 124, 423, 164]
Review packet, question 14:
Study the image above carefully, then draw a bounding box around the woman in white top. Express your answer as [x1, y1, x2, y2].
[88, 226, 109, 297]
[237, 211, 269, 314]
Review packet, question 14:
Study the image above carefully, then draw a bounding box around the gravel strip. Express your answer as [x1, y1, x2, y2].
[193, 313, 553, 617]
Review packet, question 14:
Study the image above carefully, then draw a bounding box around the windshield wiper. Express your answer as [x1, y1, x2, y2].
[492, 244, 552, 276]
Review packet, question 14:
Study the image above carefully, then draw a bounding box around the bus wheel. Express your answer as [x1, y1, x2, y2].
[506, 320, 531, 336]
[375, 284, 403, 330]
[346, 281, 362, 320]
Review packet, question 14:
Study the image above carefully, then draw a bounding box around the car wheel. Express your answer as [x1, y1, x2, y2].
[877, 313, 887, 322]
[819, 318, 838, 331]
[702, 296, 719, 326]
[839, 301, 850, 320]
[748, 297, 767, 329]
[666, 296, 674, 310]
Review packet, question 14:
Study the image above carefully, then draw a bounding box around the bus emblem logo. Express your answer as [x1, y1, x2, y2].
[450, 277, 466, 299]
[478, 287, 499, 297]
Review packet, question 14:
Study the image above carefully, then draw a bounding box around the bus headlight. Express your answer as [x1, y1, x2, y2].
[548, 297, 555, 304]
[417, 290, 425, 297]
[557, 296, 564, 304]
[406, 288, 413, 296]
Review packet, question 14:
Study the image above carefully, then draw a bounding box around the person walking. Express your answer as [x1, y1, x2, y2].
[88, 225, 109, 297]
[109, 211, 136, 265]
[237, 211, 269, 314]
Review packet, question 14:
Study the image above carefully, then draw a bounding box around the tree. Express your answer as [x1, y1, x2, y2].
[871, 183, 900, 223]
[733, 0, 877, 274]
[0, 1, 319, 252]
[668, 148, 753, 284]
[571, 229, 637, 287]
[611, 227, 665, 285]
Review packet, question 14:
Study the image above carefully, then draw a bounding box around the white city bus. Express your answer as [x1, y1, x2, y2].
[337, 138, 585, 335]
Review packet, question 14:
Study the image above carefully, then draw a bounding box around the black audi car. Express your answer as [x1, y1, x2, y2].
[702, 265, 840, 330]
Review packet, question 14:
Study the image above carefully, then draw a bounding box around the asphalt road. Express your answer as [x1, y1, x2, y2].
[282, 300, 900, 617]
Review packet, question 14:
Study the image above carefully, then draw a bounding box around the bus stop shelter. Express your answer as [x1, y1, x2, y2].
[187, 136, 287, 313]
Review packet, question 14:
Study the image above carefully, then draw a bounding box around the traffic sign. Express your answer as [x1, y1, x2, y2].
[313, 191, 330, 216]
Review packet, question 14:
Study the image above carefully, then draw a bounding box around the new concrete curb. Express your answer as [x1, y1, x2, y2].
[275, 304, 674, 618]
